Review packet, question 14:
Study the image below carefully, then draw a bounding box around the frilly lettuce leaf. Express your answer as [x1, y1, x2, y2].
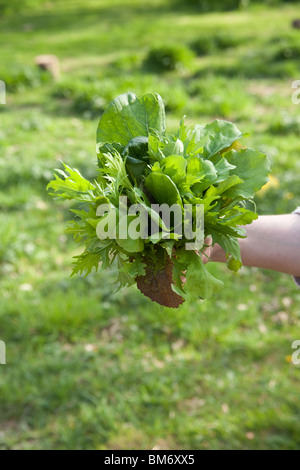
[194, 120, 246, 159]
[224, 148, 271, 198]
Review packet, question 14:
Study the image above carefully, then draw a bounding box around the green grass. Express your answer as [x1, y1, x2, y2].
[1, 0, 300, 450]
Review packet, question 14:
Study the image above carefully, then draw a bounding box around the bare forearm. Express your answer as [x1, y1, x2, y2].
[211, 214, 300, 277]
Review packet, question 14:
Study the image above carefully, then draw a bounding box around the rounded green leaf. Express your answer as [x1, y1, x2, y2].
[145, 172, 182, 206]
[97, 92, 166, 147]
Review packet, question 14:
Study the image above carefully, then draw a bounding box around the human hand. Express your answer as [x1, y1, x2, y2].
[201, 237, 213, 264]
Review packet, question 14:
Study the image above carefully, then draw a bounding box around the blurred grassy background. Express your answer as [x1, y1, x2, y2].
[1, 0, 300, 450]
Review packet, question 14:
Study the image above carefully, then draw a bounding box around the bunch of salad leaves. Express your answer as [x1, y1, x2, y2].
[48, 92, 270, 308]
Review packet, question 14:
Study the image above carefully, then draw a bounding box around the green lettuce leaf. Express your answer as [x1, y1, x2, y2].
[224, 148, 271, 199]
[160, 155, 187, 185]
[176, 250, 224, 300]
[145, 172, 182, 207]
[97, 92, 166, 147]
[194, 120, 245, 159]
